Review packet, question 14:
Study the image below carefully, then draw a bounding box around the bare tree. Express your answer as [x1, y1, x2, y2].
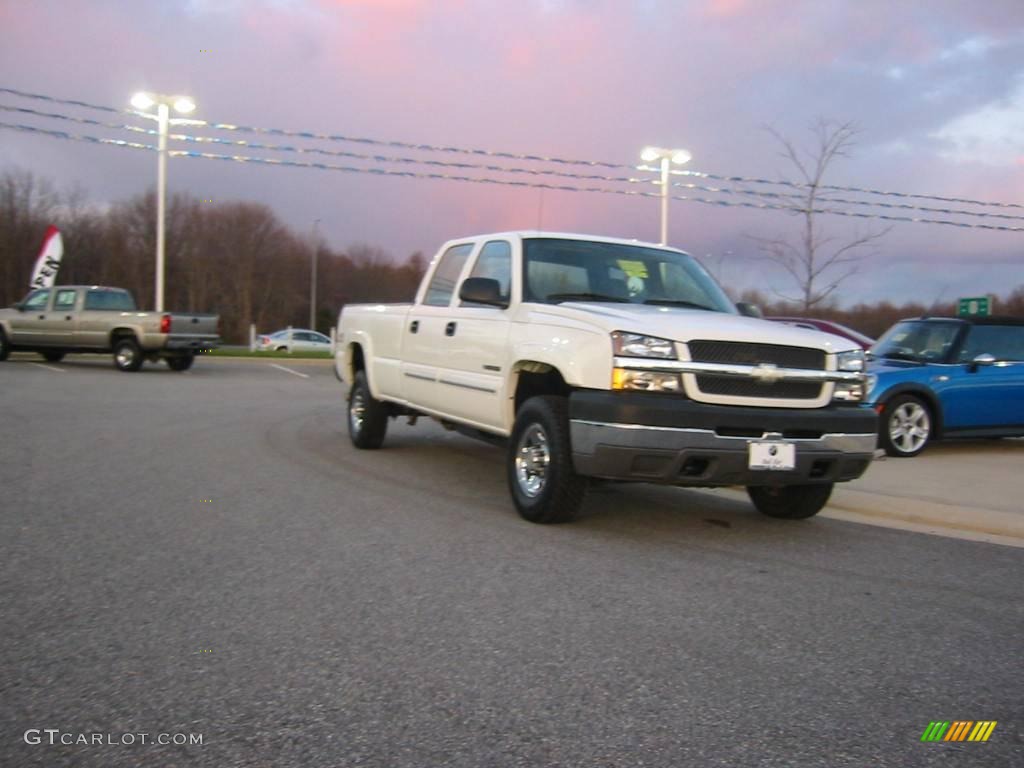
[751, 119, 889, 311]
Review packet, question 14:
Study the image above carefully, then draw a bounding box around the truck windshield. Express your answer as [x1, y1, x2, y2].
[522, 238, 734, 313]
[872, 320, 963, 363]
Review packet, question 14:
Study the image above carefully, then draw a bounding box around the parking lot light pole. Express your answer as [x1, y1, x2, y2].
[130, 91, 196, 312]
[310, 219, 320, 330]
[639, 146, 692, 246]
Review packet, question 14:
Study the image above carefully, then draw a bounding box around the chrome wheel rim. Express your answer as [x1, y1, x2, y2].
[116, 346, 135, 367]
[350, 388, 366, 433]
[515, 424, 550, 498]
[890, 402, 930, 453]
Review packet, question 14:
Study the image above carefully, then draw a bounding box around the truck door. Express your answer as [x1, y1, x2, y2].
[400, 242, 476, 413]
[7, 288, 52, 344]
[33, 287, 79, 345]
[438, 239, 514, 431]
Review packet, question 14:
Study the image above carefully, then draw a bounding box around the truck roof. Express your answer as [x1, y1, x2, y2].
[441, 231, 690, 254]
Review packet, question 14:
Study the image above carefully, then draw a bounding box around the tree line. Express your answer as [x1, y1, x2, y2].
[1, 166, 1020, 343]
[0, 168, 426, 342]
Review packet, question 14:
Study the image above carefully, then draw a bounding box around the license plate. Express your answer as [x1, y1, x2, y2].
[749, 441, 796, 471]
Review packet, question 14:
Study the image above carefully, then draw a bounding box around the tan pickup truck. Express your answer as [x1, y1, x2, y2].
[0, 285, 219, 371]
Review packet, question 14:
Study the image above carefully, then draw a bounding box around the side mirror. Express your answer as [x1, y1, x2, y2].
[968, 353, 996, 372]
[13, 302, 25, 312]
[735, 301, 764, 319]
[459, 277, 508, 308]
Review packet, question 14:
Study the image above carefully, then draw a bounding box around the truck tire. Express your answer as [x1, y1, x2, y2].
[747, 483, 833, 519]
[879, 394, 932, 457]
[348, 371, 388, 449]
[41, 350, 65, 363]
[166, 353, 195, 371]
[508, 396, 587, 524]
[0, 329, 10, 361]
[113, 338, 144, 372]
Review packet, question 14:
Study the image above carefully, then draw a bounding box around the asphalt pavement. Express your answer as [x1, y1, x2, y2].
[1, 355, 1022, 767]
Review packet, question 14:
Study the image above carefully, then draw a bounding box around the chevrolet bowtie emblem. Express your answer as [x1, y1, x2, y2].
[750, 363, 784, 384]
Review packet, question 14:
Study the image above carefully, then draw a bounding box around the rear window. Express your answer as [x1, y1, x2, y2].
[84, 290, 136, 311]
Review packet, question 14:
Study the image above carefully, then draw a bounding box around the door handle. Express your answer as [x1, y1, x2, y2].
[445, 321, 457, 337]
[38, 314, 45, 320]
[409, 320, 419, 334]
[65, 316, 73, 321]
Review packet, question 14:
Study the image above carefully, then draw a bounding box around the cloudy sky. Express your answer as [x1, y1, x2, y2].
[1, 0, 1022, 305]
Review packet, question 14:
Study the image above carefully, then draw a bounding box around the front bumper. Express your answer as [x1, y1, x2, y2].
[570, 391, 877, 487]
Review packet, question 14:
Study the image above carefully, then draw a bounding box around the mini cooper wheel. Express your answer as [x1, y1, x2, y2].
[880, 394, 932, 457]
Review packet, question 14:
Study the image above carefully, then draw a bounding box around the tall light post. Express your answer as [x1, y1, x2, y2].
[310, 219, 320, 330]
[130, 91, 196, 311]
[639, 146, 691, 246]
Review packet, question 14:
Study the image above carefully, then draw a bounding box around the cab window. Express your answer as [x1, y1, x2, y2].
[54, 289, 77, 311]
[462, 240, 511, 305]
[959, 325, 1024, 362]
[423, 244, 474, 307]
[84, 289, 136, 311]
[23, 289, 51, 310]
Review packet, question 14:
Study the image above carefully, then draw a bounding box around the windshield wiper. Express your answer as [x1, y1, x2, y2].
[546, 292, 630, 304]
[643, 298, 716, 311]
[880, 352, 922, 363]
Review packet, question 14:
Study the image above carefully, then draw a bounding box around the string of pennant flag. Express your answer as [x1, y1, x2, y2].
[1, 85, 1022, 232]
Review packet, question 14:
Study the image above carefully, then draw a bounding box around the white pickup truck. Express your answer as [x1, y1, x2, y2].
[336, 232, 876, 523]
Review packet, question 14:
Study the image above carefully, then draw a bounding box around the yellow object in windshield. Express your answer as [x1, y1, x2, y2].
[616, 260, 648, 279]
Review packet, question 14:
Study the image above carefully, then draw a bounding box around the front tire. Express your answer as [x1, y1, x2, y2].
[166, 353, 195, 371]
[41, 350, 65, 363]
[348, 371, 388, 449]
[880, 394, 932, 457]
[113, 338, 144, 372]
[747, 483, 833, 519]
[507, 396, 587, 524]
[0, 329, 11, 361]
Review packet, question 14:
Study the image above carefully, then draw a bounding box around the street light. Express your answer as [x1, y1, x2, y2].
[131, 91, 197, 311]
[310, 219, 320, 330]
[639, 146, 691, 246]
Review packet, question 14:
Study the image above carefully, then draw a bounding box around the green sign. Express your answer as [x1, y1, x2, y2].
[957, 296, 992, 317]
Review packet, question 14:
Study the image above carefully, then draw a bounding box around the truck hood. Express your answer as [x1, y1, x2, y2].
[527, 303, 857, 353]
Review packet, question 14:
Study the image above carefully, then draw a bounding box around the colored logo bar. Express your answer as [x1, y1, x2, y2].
[921, 721, 997, 742]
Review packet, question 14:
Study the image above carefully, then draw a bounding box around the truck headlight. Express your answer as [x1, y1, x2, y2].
[837, 349, 865, 372]
[611, 332, 677, 359]
[612, 369, 682, 392]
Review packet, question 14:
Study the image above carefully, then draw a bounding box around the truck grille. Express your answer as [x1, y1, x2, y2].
[688, 340, 826, 402]
[688, 341, 825, 370]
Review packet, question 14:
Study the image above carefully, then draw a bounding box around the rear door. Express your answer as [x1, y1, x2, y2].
[400, 242, 476, 413]
[942, 324, 1024, 429]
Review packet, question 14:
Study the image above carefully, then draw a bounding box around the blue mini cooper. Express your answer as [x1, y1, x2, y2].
[865, 317, 1024, 456]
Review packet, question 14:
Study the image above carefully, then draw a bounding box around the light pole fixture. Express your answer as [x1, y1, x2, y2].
[131, 91, 197, 311]
[639, 146, 691, 246]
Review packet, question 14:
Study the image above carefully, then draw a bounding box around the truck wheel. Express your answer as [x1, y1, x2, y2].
[879, 394, 931, 457]
[0, 329, 10, 361]
[508, 396, 587, 524]
[747, 483, 833, 519]
[113, 338, 144, 372]
[166, 353, 195, 371]
[41, 350, 65, 363]
[348, 371, 388, 449]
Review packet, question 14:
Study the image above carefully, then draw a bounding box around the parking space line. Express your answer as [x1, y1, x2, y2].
[32, 363, 66, 373]
[269, 363, 310, 379]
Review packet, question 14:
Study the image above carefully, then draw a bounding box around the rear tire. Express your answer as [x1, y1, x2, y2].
[113, 338, 144, 372]
[166, 353, 195, 371]
[747, 483, 833, 519]
[879, 394, 932, 457]
[41, 350, 65, 363]
[507, 396, 587, 524]
[348, 371, 388, 449]
[0, 329, 11, 361]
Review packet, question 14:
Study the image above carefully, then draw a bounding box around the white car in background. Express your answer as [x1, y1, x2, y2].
[257, 328, 332, 353]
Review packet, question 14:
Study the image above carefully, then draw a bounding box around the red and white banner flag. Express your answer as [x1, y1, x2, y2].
[30, 225, 63, 289]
